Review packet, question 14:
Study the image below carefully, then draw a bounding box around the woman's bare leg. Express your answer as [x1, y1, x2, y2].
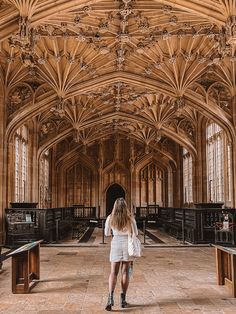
[106, 262, 120, 310]
[108, 262, 120, 294]
[121, 261, 130, 294]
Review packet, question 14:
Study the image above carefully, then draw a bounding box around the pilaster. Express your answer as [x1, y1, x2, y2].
[0, 87, 6, 244]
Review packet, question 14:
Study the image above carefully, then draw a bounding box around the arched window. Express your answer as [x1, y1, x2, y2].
[183, 148, 193, 203]
[227, 144, 232, 202]
[39, 150, 50, 207]
[14, 125, 28, 202]
[206, 123, 224, 202]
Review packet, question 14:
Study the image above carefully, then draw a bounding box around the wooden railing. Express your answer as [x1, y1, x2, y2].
[72, 206, 97, 219]
[136, 205, 159, 220]
[6, 205, 235, 245]
[5, 205, 97, 246]
[135, 206, 236, 244]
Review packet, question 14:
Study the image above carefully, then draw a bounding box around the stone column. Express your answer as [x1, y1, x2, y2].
[178, 147, 183, 207]
[31, 118, 39, 203]
[51, 145, 57, 207]
[129, 139, 135, 212]
[98, 140, 104, 217]
[168, 168, 173, 207]
[0, 84, 6, 246]
[174, 145, 181, 207]
[195, 118, 205, 203]
[231, 95, 236, 207]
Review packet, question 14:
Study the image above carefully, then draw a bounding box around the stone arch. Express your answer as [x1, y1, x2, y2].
[6, 73, 235, 144]
[105, 183, 126, 216]
[28, 0, 225, 28]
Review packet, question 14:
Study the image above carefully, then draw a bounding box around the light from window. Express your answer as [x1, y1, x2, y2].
[227, 144, 232, 201]
[14, 126, 28, 202]
[15, 137, 20, 202]
[183, 148, 193, 203]
[206, 123, 224, 202]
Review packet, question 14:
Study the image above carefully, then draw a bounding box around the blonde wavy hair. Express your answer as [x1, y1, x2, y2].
[110, 198, 131, 231]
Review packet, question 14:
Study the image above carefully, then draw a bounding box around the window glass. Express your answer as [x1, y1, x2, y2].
[14, 126, 28, 202]
[206, 123, 224, 202]
[183, 149, 193, 203]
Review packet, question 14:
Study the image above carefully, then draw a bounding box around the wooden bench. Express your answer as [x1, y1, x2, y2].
[157, 207, 236, 244]
[7, 240, 42, 293]
[159, 208, 196, 242]
[214, 245, 236, 297]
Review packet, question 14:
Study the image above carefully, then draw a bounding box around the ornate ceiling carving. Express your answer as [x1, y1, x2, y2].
[0, 0, 236, 165]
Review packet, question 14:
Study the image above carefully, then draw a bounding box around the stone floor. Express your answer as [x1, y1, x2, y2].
[1, 242, 236, 314]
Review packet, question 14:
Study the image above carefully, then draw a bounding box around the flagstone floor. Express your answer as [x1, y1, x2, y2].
[1, 242, 236, 314]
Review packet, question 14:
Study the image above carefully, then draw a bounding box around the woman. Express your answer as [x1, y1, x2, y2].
[104, 197, 138, 311]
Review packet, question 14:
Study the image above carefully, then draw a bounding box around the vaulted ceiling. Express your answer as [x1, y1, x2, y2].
[0, 0, 236, 160]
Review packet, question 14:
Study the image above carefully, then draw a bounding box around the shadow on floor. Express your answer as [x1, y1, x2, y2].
[111, 301, 159, 312]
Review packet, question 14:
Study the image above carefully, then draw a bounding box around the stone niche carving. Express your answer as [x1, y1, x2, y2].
[226, 16, 236, 46]
[207, 83, 232, 114]
[7, 85, 32, 116]
[39, 117, 70, 144]
[178, 119, 195, 142]
[40, 119, 56, 141]
[160, 138, 177, 155]
[56, 139, 70, 159]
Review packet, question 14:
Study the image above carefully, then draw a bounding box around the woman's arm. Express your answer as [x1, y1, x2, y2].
[132, 218, 138, 236]
[104, 215, 111, 236]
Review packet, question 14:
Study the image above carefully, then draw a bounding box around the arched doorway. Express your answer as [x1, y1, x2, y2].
[106, 184, 125, 216]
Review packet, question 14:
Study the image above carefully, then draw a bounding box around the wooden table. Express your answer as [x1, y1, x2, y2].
[214, 245, 236, 297]
[7, 240, 42, 293]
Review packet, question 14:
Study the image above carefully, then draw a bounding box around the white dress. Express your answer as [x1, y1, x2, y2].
[105, 216, 138, 262]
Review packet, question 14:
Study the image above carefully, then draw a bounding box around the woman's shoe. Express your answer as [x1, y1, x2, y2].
[120, 293, 128, 308]
[105, 293, 114, 311]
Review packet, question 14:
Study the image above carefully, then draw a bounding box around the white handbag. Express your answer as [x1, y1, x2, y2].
[128, 223, 142, 257]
